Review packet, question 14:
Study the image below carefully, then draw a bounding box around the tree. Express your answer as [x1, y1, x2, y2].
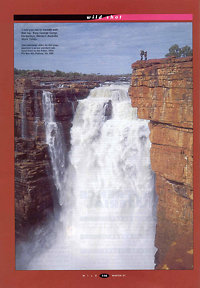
[181, 45, 193, 57]
[165, 44, 182, 57]
[165, 44, 193, 58]
[55, 70, 66, 77]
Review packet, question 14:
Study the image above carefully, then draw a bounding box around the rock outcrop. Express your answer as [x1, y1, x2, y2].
[14, 78, 98, 239]
[129, 56, 193, 269]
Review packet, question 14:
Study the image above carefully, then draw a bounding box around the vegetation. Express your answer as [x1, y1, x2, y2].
[165, 44, 193, 58]
[14, 68, 131, 82]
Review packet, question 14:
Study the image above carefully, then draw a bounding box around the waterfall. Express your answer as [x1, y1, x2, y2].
[28, 85, 157, 270]
[34, 90, 39, 137]
[42, 91, 67, 205]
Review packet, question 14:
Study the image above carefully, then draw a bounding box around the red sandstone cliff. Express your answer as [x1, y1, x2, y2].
[14, 78, 98, 239]
[129, 56, 193, 269]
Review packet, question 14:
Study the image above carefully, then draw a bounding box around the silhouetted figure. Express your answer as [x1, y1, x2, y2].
[144, 51, 147, 60]
[140, 50, 144, 60]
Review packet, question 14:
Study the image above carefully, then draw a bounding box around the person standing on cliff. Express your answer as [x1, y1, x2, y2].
[144, 51, 147, 60]
[140, 50, 144, 60]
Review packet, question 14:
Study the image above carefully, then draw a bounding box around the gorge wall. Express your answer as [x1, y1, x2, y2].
[129, 56, 193, 269]
[14, 78, 98, 239]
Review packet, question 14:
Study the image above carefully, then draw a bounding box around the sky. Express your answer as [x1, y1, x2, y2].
[14, 22, 192, 75]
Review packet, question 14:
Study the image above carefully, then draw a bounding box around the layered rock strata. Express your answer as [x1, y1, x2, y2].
[15, 78, 97, 239]
[129, 56, 193, 269]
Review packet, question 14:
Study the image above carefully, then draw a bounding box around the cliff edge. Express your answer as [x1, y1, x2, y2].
[14, 78, 97, 239]
[129, 56, 193, 269]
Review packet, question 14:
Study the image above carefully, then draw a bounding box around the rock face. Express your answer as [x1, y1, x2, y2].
[14, 78, 97, 240]
[129, 57, 193, 269]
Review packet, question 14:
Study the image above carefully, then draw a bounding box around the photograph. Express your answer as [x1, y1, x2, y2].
[14, 21, 193, 271]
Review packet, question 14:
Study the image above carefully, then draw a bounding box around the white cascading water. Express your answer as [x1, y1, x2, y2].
[42, 91, 67, 205]
[28, 84, 157, 270]
[34, 90, 39, 137]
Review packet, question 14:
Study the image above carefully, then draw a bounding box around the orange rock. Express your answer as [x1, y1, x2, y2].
[130, 57, 193, 269]
[151, 144, 193, 186]
[149, 123, 193, 151]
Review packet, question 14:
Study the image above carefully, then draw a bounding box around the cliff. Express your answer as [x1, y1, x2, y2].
[129, 56, 193, 269]
[14, 78, 98, 239]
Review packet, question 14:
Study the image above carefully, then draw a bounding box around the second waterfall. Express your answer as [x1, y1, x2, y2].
[30, 84, 157, 270]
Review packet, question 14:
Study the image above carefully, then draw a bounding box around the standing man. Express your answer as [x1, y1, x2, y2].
[144, 51, 147, 60]
[140, 50, 144, 60]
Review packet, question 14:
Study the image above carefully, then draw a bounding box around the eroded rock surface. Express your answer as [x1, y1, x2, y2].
[129, 56, 193, 269]
[14, 78, 97, 239]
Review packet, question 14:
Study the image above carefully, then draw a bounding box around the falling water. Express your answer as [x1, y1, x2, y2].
[27, 84, 157, 270]
[42, 91, 67, 205]
[34, 90, 40, 137]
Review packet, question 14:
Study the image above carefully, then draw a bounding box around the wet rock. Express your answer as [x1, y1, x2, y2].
[14, 77, 98, 239]
[103, 100, 112, 120]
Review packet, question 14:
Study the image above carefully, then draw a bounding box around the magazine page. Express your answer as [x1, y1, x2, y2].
[0, 0, 200, 287]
